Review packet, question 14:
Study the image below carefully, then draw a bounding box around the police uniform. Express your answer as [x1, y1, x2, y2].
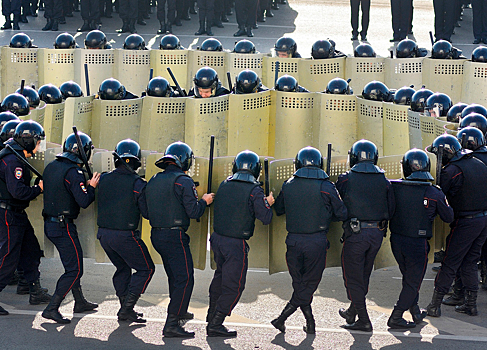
[234, 0, 258, 31]
[187, 86, 230, 97]
[118, 0, 137, 23]
[350, 0, 370, 40]
[97, 166, 155, 302]
[80, 0, 100, 23]
[472, 0, 487, 43]
[156, 0, 176, 27]
[390, 0, 412, 41]
[433, 0, 456, 41]
[197, 0, 215, 28]
[43, 0, 62, 22]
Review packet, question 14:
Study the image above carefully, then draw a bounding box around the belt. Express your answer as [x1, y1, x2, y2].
[460, 211, 487, 219]
[0, 202, 25, 213]
[153, 226, 184, 231]
[44, 216, 74, 224]
[360, 222, 380, 229]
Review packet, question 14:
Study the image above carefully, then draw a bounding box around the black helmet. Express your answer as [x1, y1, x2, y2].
[396, 39, 418, 58]
[146, 77, 173, 97]
[311, 40, 334, 59]
[425, 92, 452, 117]
[274, 37, 297, 57]
[393, 86, 415, 105]
[401, 148, 434, 181]
[235, 70, 262, 94]
[193, 67, 219, 97]
[13, 120, 45, 153]
[200, 38, 223, 51]
[54, 33, 76, 49]
[233, 40, 256, 54]
[38, 84, 63, 104]
[295, 146, 324, 170]
[349, 140, 379, 167]
[472, 46, 487, 63]
[0, 111, 19, 129]
[114, 139, 142, 170]
[10, 33, 32, 48]
[325, 78, 351, 94]
[155, 141, 194, 171]
[123, 34, 146, 50]
[410, 87, 434, 112]
[362, 81, 392, 102]
[1, 93, 30, 116]
[457, 126, 485, 151]
[459, 113, 487, 135]
[427, 134, 462, 166]
[60, 132, 94, 163]
[461, 104, 487, 118]
[275, 75, 299, 92]
[160, 34, 181, 50]
[98, 78, 126, 100]
[232, 150, 261, 178]
[85, 30, 107, 49]
[59, 81, 84, 99]
[0, 119, 21, 144]
[354, 43, 376, 57]
[447, 102, 468, 122]
[15, 86, 40, 108]
[431, 40, 452, 59]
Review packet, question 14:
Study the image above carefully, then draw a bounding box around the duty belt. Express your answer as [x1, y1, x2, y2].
[460, 211, 487, 219]
[360, 221, 380, 229]
[44, 216, 74, 224]
[0, 202, 25, 213]
[153, 226, 185, 231]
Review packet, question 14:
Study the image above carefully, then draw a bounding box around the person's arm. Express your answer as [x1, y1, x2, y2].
[134, 177, 149, 219]
[322, 181, 348, 222]
[5, 158, 41, 201]
[65, 167, 97, 209]
[250, 186, 273, 225]
[176, 176, 209, 219]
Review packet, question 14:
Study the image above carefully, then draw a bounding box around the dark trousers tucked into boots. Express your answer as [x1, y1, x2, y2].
[443, 275, 465, 306]
[455, 290, 478, 316]
[42, 294, 70, 324]
[118, 292, 145, 323]
[301, 304, 316, 334]
[271, 302, 297, 333]
[72, 285, 98, 313]
[387, 307, 416, 329]
[163, 313, 195, 338]
[342, 307, 372, 332]
[426, 289, 445, 317]
[207, 311, 237, 337]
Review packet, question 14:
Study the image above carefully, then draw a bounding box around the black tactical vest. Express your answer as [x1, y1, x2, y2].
[390, 180, 432, 238]
[283, 177, 332, 234]
[43, 159, 80, 219]
[97, 170, 141, 230]
[0, 149, 32, 208]
[447, 157, 487, 212]
[342, 171, 390, 221]
[472, 151, 487, 166]
[213, 178, 259, 240]
[146, 171, 191, 230]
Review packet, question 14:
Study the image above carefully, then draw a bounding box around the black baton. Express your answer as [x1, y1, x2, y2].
[72, 126, 93, 179]
[227, 72, 232, 92]
[6, 144, 43, 179]
[20, 79, 25, 94]
[149, 68, 154, 81]
[429, 31, 435, 46]
[274, 61, 280, 86]
[84, 63, 90, 96]
[326, 143, 332, 175]
[167, 67, 186, 97]
[264, 158, 269, 197]
[208, 135, 215, 194]
[436, 144, 444, 186]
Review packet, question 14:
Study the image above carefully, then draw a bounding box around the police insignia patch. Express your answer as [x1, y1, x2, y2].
[264, 197, 271, 209]
[15, 167, 22, 179]
[193, 186, 198, 198]
[80, 183, 87, 193]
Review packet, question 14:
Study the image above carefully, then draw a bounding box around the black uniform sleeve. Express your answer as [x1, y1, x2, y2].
[440, 164, 463, 198]
[425, 186, 454, 223]
[64, 167, 95, 209]
[4, 156, 42, 201]
[273, 180, 288, 216]
[249, 186, 273, 225]
[321, 181, 348, 222]
[386, 180, 396, 219]
[174, 176, 207, 219]
[335, 173, 349, 199]
[133, 177, 149, 219]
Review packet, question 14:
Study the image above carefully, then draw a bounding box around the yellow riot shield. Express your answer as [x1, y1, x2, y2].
[184, 95, 229, 157]
[62, 95, 94, 141]
[407, 109, 422, 149]
[384, 57, 424, 90]
[435, 117, 457, 137]
[24, 101, 46, 123]
[382, 102, 410, 156]
[272, 91, 316, 159]
[462, 61, 487, 105]
[74, 49, 115, 97]
[262, 56, 301, 90]
[298, 57, 346, 92]
[227, 90, 271, 156]
[42, 102, 66, 145]
[139, 95, 187, 152]
[443, 123, 458, 136]
[37, 48, 76, 87]
[1, 46, 38, 97]
[357, 97, 384, 155]
[344, 57, 385, 98]
[188, 50, 229, 90]
[226, 52, 264, 84]
[313, 93, 357, 156]
[420, 115, 436, 150]
[150, 49, 190, 91]
[91, 98, 142, 151]
[422, 58, 466, 104]
[114, 49, 151, 96]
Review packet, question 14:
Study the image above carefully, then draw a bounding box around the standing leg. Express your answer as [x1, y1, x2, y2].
[360, 0, 370, 40]
[350, 0, 359, 39]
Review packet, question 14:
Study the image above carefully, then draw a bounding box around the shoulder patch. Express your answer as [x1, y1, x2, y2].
[78, 169, 84, 174]
[80, 182, 87, 193]
[263, 197, 271, 209]
[192, 185, 198, 199]
[14, 167, 22, 180]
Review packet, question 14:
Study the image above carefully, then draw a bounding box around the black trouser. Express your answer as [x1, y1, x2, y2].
[433, 0, 457, 41]
[157, 0, 176, 23]
[98, 228, 155, 297]
[472, 0, 487, 40]
[391, 0, 412, 40]
[197, 0, 214, 23]
[341, 227, 383, 309]
[390, 234, 429, 311]
[80, 0, 99, 20]
[258, 0, 268, 16]
[235, 0, 257, 28]
[0, 209, 41, 292]
[209, 232, 248, 316]
[151, 228, 194, 316]
[286, 232, 328, 307]
[435, 216, 487, 293]
[174, 0, 183, 19]
[2, 0, 22, 15]
[118, 0, 136, 19]
[350, 0, 369, 37]
[99, 0, 111, 15]
[137, 0, 146, 18]
[44, 0, 62, 18]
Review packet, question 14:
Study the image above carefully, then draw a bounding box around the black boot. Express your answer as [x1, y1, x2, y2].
[163, 313, 195, 338]
[233, 27, 246, 37]
[426, 290, 445, 317]
[42, 19, 53, 31]
[246, 27, 253, 37]
[207, 311, 237, 337]
[300, 305, 315, 334]
[0, 305, 8, 315]
[129, 19, 137, 33]
[137, 17, 146, 25]
[387, 308, 416, 329]
[8, 270, 20, 286]
[42, 294, 70, 324]
[17, 273, 31, 294]
[119, 295, 143, 317]
[271, 302, 297, 333]
[20, 14, 28, 23]
[206, 23, 213, 36]
[195, 21, 205, 35]
[190, 2, 197, 14]
[72, 285, 98, 313]
[173, 17, 182, 26]
[206, 298, 218, 323]
[165, 24, 172, 34]
[29, 280, 52, 305]
[221, 14, 229, 22]
[480, 261, 487, 288]
[443, 280, 465, 306]
[117, 19, 130, 33]
[51, 19, 58, 31]
[272, 0, 279, 10]
[213, 18, 223, 28]
[342, 307, 372, 332]
[157, 21, 165, 34]
[409, 304, 427, 324]
[77, 20, 91, 31]
[178, 311, 194, 326]
[339, 303, 357, 324]
[455, 290, 478, 316]
[89, 19, 97, 29]
[1, 16, 11, 29]
[117, 292, 145, 323]
[12, 15, 20, 30]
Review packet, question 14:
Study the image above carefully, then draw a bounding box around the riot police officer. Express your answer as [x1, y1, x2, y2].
[15, 87, 40, 109]
[350, 0, 370, 40]
[156, 0, 176, 34]
[98, 78, 138, 100]
[2, 0, 22, 29]
[0, 112, 19, 134]
[274, 37, 301, 58]
[233, 70, 268, 94]
[0, 119, 21, 149]
[207, 150, 274, 337]
[275, 75, 309, 93]
[60, 81, 84, 99]
[272, 147, 347, 334]
[0, 121, 51, 316]
[233, 0, 258, 37]
[145, 142, 214, 337]
[188, 67, 230, 98]
[117, 0, 138, 34]
[77, 0, 100, 32]
[336, 140, 395, 332]
[97, 139, 155, 324]
[388, 149, 453, 329]
[84, 30, 112, 49]
[41, 132, 100, 324]
[1, 94, 30, 117]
